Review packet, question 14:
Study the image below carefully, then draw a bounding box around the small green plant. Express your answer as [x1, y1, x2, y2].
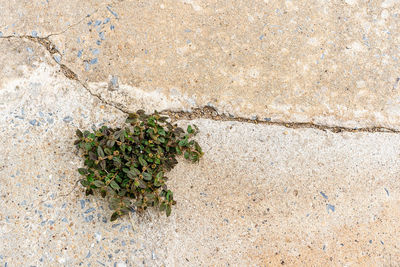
[74, 110, 203, 221]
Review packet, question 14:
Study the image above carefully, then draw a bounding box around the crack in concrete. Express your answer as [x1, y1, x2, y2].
[0, 35, 131, 114]
[1, 35, 400, 134]
[163, 107, 400, 133]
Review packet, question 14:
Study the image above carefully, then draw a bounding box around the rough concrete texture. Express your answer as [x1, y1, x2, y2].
[3, 0, 400, 128]
[1, 1, 400, 266]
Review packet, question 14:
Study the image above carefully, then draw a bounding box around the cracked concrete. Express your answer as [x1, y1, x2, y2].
[1, 1, 400, 266]
[3, 0, 398, 129]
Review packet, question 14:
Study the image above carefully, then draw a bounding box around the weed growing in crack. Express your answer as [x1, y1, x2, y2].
[74, 110, 203, 221]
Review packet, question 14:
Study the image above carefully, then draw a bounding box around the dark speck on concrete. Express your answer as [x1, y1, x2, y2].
[384, 188, 389, 196]
[90, 58, 98, 64]
[63, 116, 73, 123]
[99, 32, 105, 40]
[320, 191, 328, 199]
[29, 119, 37, 126]
[327, 204, 335, 213]
[80, 200, 85, 209]
[84, 208, 96, 214]
[264, 117, 271, 122]
[104, 18, 110, 24]
[85, 251, 91, 258]
[112, 223, 120, 228]
[106, 6, 119, 19]
[85, 215, 94, 222]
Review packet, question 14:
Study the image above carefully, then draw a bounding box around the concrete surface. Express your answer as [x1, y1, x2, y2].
[3, 0, 400, 128]
[1, 0, 400, 266]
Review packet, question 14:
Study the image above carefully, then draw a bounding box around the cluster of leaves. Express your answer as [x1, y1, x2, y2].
[74, 110, 203, 221]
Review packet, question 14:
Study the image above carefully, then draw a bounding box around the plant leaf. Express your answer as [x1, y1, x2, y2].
[143, 172, 152, 181]
[166, 205, 171, 217]
[93, 180, 105, 187]
[97, 146, 105, 157]
[78, 168, 88, 175]
[76, 129, 83, 137]
[110, 212, 119, 221]
[138, 156, 147, 167]
[110, 180, 120, 190]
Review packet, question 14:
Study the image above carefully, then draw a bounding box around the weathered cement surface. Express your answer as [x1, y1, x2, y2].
[1, 37, 400, 266]
[1, 1, 400, 266]
[2, 0, 400, 128]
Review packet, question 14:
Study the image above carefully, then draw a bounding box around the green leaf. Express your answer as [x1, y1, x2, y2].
[84, 143, 92, 151]
[166, 205, 171, 217]
[166, 190, 173, 202]
[118, 189, 127, 197]
[78, 168, 88, 175]
[107, 140, 115, 147]
[127, 171, 137, 179]
[120, 131, 125, 142]
[158, 128, 166, 136]
[97, 146, 105, 158]
[160, 203, 166, 211]
[143, 172, 152, 181]
[76, 129, 83, 137]
[154, 179, 162, 187]
[104, 147, 112, 155]
[93, 180, 105, 187]
[130, 167, 140, 176]
[89, 152, 97, 160]
[156, 171, 163, 179]
[110, 180, 120, 190]
[178, 138, 188, 147]
[187, 125, 193, 134]
[184, 151, 189, 159]
[80, 179, 90, 187]
[110, 212, 119, 222]
[100, 160, 106, 170]
[138, 180, 147, 189]
[138, 156, 147, 167]
[158, 137, 165, 143]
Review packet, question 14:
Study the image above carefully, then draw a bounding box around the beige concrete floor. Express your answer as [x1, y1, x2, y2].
[1, 1, 400, 266]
